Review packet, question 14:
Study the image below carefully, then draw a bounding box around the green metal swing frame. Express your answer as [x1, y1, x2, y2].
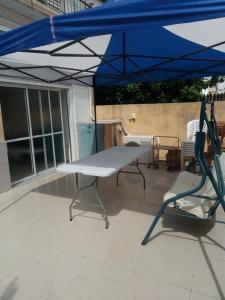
[142, 98, 225, 246]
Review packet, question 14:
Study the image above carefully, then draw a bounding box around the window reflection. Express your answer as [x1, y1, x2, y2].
[0, 87, 29, 140]
[28, 89, 42, 136]
[50, 91, 62, 132]
[7, 140, 33, 182]
[54, 134, 64, 165]
[40, 90, 51, 134]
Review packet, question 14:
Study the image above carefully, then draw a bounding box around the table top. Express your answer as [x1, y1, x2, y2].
[153, 145, 180, 151]
[57, 146, 149, 177]
[123, 134, 154, 139]
[80, 119, 121, 125]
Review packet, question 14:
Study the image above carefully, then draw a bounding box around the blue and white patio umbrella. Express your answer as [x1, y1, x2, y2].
[1, 0, 225, 86]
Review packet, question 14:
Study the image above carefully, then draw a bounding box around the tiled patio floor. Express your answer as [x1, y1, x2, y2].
[0, 166, 224, 299]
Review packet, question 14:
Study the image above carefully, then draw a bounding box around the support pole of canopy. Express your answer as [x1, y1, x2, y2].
[93, 75, 98, 153]
[122, 32, 126, 76]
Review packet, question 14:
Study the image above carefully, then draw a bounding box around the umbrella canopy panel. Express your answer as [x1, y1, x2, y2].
[96, 18, 225, 86]
[1, 0, 225, 86]
[0, 35, 112, 86]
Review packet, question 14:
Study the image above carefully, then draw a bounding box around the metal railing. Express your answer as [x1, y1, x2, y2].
[37, 0, 92, 13]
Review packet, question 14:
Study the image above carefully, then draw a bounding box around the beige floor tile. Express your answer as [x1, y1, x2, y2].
[190, 291, 218, 300]
[199, 237, 225, 262]
[0, 207, 38, 235]
[1, 192, 70, 222]
[46, 296, 64, 300]
[0, 168, 224, 299]
[7, 215, 62, 245]
[2, 246, 84, 293]
[134, 235, 199, 289]
[89, 233, 145, 271]
[0, 275, 49, 300]
[118, 273, 190, 300]
[46, 295, 84, 300]
[0, 235, 46, 273]
[192, 255, 225, 299]
[0, 191, 24, 214]
[0, 272, 7, 281]
[200, 222, 225, 245]
[0, 232, 13, 247]
[107, 208, 155, 238]
[44, 219, 109, 257]
[54, 258, 130, 300]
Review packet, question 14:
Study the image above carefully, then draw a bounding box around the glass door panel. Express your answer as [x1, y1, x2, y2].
[34, 136, 55, 173]
[7, 140, 33, 182]
[33, 137, 46, 173]
[45, 136, 54, 168]
[0, 87, 29, 139]
[28, 89, 42, 135]
[54, 134, 64, 165]
[40, 90, 51, 134]
[50, 91, 62, 132]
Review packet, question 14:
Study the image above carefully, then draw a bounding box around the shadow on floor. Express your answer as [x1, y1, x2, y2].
[0, 278, 18, 300]
[199, 236, 225, 299]
[31, 173, 155, 216]
[146, 217, 225, 300]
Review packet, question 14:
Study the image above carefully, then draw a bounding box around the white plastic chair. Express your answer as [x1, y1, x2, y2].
[187, 119, 202, 140]
[181, 120, 207, 170]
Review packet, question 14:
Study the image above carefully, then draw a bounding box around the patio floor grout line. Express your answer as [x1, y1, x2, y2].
[133, 268, 193, 293]
[49, 256, 132, 300]
[130, 233, 199, 293]
[188, 237, 202, 299]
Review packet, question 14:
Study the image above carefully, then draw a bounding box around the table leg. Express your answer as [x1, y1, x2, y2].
[69, 174, 109, 228]
[136, 161, 146, 189]
[95, 178, 109, 229]
[69, 173, 79, 221]
[117, 160, 146, 189]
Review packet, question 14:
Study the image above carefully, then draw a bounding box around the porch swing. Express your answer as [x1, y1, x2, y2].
[142, 97, 225, 245]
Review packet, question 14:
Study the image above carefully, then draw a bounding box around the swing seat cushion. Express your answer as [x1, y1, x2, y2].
[163, 153, 225, 219]
[163, 171, 212, 219]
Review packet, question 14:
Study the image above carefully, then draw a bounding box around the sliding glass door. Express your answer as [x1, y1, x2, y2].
[0, 86, 66, 184]
[0, 87, 34, 182]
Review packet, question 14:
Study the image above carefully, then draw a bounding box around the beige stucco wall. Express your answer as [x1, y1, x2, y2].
[97, 102, 225, 141]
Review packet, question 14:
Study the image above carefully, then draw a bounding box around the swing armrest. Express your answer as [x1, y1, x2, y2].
[191, 194, 217, 201]
[186, 159, 198, 172]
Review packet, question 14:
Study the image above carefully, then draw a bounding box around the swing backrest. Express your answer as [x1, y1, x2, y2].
[204, 153, 225, 198]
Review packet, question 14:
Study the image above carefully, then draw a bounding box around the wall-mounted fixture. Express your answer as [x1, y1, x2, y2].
[129, 112, 136, 122]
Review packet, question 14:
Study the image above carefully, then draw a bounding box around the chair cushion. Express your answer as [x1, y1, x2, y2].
[204, 152, 225, 198]
[164, 153, 225, 219]
[163, 171, 211, 218]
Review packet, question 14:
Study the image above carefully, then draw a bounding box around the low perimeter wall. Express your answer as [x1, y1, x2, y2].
[96, 101, 225, 141]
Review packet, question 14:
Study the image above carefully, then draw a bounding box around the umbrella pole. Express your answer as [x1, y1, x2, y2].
[93, 76, 98, 153]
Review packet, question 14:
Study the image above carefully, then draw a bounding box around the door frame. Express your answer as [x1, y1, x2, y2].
[0, 85, 67, 185]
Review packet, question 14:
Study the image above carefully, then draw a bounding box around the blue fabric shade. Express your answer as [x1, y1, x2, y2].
[1, 0, 225, 86]
[96, 25, 225, 86]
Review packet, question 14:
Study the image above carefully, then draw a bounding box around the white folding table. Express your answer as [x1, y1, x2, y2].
[57, 146, 149, 228]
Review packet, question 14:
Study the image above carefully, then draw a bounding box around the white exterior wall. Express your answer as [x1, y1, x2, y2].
[67, 85, 93, 161]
